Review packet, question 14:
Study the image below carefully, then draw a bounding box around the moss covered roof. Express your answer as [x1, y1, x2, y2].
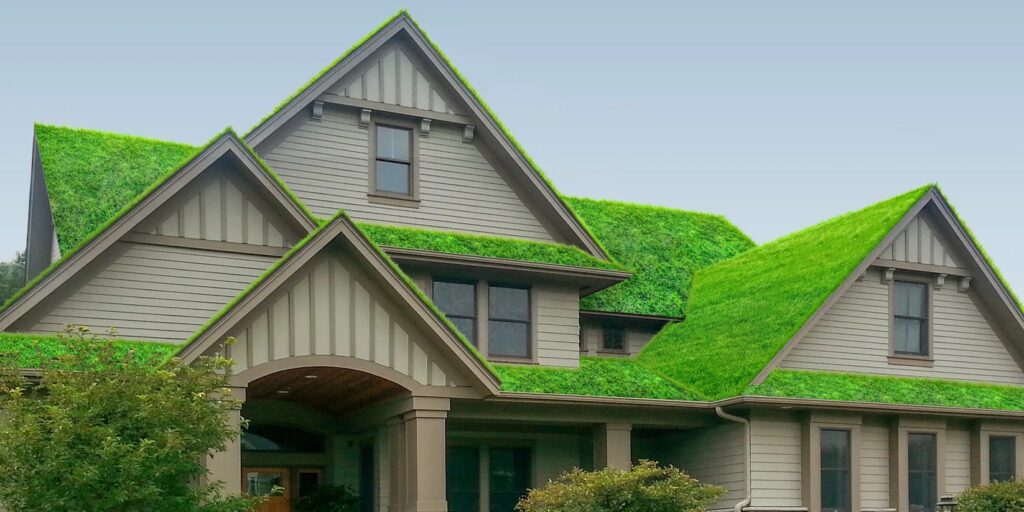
[35, 125, 199, 254]
[494, 357, 699, 400]
[0, 332, 178, 369]
[565, 197, 754, 318]
[638, 185, 933, 400]
[357, 223, 624, 272]
[749, 369, 1024, 412]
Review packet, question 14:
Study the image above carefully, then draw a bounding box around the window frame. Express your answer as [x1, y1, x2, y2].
[977, 427, 1024, 485]
[487, 283, 534, 363]
[820, 428, 853, 512]
[988, 435, 1017, 483]
[368, 117, 420, 205]
[888, 273, 935, 366]
[906, 432, 938, 512]
[599, 324, 627, 354]
[804, 414, 861, 512]
[446, 442, 536, 512]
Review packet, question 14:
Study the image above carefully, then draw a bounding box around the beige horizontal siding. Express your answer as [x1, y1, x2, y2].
[534, 284, 581, 368]
[262, 107, 556, 242]
[861, 417, 892, 509]
[29, 242, 276, 342]
[780, 268, 1024, 385]
[946, 426, 972, 495]
[664, 423, 747, 510]
[750, 411, 802, 507]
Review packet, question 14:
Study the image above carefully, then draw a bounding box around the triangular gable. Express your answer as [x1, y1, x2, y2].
[177, 212, 500, 395]
[243, 11, 608, 259]
[753, 188, 1024, 386]
[637, 185, 932, 399]
[0, 131, 319, 334]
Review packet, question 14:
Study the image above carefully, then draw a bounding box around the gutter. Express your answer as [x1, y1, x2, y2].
[715, 406, 751, 512]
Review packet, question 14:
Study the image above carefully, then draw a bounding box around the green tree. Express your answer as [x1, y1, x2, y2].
[0, 251, 25, 304]
[0, 329, 259, 512]
[516, 460, 725, 512]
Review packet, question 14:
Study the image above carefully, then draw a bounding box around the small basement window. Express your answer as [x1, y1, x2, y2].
[602, 325, 626, 352]
[373, 125, 413, 196]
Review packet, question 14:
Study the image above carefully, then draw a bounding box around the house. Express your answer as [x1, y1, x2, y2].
[4, 10, 1024, 512]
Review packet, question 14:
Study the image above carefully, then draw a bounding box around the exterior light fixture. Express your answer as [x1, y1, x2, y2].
[936, 494, 956, 512]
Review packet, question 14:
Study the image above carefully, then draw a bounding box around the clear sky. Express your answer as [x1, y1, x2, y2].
[1, 1, 1022, 288]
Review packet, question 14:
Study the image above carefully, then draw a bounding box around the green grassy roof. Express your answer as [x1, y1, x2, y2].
[638, 185, 932, 400]
[0, 332, 178, 369]
[565, 197, 754, 318]
[357, 223, 624, 272]
[749, 369, 1024, 412]
[494, 357, 699, 400]
[35, 125, 199, 254]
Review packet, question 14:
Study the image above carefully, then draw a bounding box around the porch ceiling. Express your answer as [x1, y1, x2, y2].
[247, 366, 408, 417]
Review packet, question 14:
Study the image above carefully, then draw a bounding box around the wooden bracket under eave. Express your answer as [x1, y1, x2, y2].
[312, 101, 324, 121]
[420, 118, 431, 136]
[958, 276, 972, 292]
[359, 108, 372, 128]
[462, 125, 475, 143]
[881, 267, 896, 283]
[934, 273, 947, 290]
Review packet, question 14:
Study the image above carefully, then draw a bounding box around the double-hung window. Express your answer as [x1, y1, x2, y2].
[990, 436, 1017, 483]
[821, 429, 852, 512]
[488, 285, 531, 359]
[373, 125, 413, 196]
[433, 280, 477, 346]
[894, 280, 929, 357]
[908, 433, 938, 512]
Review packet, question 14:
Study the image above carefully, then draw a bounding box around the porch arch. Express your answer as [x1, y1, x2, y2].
[231, 354, 423, 392]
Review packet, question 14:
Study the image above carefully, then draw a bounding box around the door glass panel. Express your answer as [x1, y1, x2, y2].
[990, 436, 1017, 482]
[489, 447, 531, 512]
[821, 429, 851, 512]
[908, 433, 937, 512]
[447, 447, 480, 512]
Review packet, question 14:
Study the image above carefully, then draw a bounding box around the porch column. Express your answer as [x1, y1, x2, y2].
[202, 386, 245, 493]
[594, 422, 633, 470]
[402, 399, 450, 512]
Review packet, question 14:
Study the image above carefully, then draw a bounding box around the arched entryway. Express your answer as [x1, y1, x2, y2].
[207, 356, 451, 512]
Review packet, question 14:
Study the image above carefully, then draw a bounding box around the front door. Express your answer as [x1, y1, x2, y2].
[243, 467, 291, 512]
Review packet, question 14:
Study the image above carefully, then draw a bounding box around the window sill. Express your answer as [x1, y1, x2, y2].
[596, 349, 630, 357]
[489, 356, 536, 365]
[888, 355, 934, 367]
[368, 193, 420, 208]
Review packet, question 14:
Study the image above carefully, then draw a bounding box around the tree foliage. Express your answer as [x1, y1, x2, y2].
[516, 460, 725, 512]
[0, 328, 258, 512]
[0, 251, 25, 304]
[957, 480, 1024, 512]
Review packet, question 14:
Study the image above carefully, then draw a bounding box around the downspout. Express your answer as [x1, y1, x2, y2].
[716, 406, 751, 512]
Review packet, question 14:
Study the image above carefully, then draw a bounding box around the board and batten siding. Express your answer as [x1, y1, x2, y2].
[26, 242, 277, 342]
[779, 267, 1024, 385]
[749, 410, 803, 508]
[222, 251, 469, 388]
[861, 417, 891, 509]
[133, 169, 298, 248]
[328, 42, 459, 115]
[261, 107, 556, 242]
[879, 214, 962, 268]
[534, 284, 581, 368]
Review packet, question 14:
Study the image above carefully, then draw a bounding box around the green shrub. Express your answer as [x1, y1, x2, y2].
[294, 485, 360, 512]
[516, 460, 725, 512]
[957, 480, 1024, 512]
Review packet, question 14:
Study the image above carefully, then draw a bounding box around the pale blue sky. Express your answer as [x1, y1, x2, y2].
[1, 1, 1022, 288]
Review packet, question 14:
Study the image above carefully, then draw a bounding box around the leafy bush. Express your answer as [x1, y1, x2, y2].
[957, 480, 1024, 512]
[294, 485, 360, 512]
[0, 328, 259, 512]
[516, 460, 725, 512]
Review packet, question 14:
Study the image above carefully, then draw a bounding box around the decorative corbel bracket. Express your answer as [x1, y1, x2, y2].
[462, 125, 475, 143]
[359, 108, 372, 128]
[312, 101, 324, 121]
[934, 273, 947, 290]
[958, 276, 972, 292]
[881, 267, 896, 283]
[420, 118, 432, 136]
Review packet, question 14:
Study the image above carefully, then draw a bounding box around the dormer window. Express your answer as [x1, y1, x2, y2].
[893, 280, 929, 357]
[372, 124, 414, 197]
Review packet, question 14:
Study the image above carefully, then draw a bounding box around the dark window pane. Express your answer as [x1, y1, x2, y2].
[434, 281, 476, 317]
[451, 318, 477, 346]
[490, 448, 531, 512]
[299, 471, 322, 498]
[602, 326, 625, 351]
[489, 321, 529, 358]
[990, 436, 1017, 482]
[895, 282, 928, 318]
[894, 318, 924, 354]
[821, 429, 851, 512]
[241, 424, 325, 453]
[908, 433, 937, 512]
[447, 447, 480, 512]
[375, 160, 410, 194]
[359, 444, 373, 512]
[489, 286, 529, 321]
[376, 126, 411, 161]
